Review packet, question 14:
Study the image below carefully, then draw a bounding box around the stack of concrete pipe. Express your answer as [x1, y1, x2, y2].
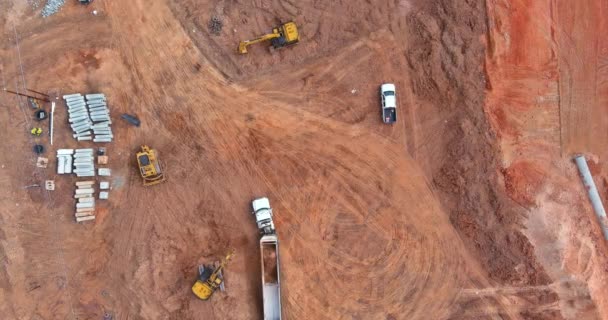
[85, 93, 113, 143]
[63, 93, 92, 141]
[56, 149, 74, 174]
[73, 149, 95, 177]
[74, 181, 95, 223]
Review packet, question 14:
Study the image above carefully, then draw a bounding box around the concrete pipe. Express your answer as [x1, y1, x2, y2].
[57, 157, 66, 174]
[76, 202, 95, 209]
[67, 99, 86, 105]
[76, 173, 96, 177]
[85, 94, 105, 100]
[68, 105, 87, 111]
[73, 157, 93, 162]
[87, 100, 106, 106]
[66, 98, 85, 105]
[67, 102, 87, 108]
[574, 155, 608, 240]
[89, 109, 109, 115]
[64, 157, 73, 174]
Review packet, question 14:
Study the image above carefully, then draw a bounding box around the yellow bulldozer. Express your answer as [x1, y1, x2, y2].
[136, 145, 166, 186]
[192, 250, 235, 300]
[238, 21, 299, 54]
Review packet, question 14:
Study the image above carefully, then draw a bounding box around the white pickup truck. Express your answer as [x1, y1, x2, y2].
[252, 197, 282, 320]
[380, 83, 397, 124]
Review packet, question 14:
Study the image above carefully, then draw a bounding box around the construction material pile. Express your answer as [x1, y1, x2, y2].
[41, 0, 66, 17]
[209, 16, 223, 35]
[56, 148, 95, 177]
[74, 181, 95, 222]
[86, 94, 114, 143]
[73, 149, 95, 177]
[64, 94, 92, 141]
[62, 93, 113, 143]
[56, 149, 73, 174]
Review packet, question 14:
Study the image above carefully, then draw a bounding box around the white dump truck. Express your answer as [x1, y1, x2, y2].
[252, 197, 282, 320]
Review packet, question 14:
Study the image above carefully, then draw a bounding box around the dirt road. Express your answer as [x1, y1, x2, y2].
[0, 0, 606, 319]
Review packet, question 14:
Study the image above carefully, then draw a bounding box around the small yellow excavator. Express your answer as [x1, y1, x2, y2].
[238, 21, 299, 54]
[192, 250, 235, 300]
[136, 145, 166, 186]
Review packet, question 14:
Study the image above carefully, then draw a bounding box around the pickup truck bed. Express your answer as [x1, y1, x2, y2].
[383, 107, 396, 124]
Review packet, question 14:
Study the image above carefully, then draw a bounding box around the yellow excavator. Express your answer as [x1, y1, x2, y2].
[192, 250, 235, 300]
[136, 145, 166, 186]
[238, 21, 299, 54]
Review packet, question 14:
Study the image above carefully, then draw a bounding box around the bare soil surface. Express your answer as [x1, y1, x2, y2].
[0, 0, 606, 319]
[485, 0, 608, 318]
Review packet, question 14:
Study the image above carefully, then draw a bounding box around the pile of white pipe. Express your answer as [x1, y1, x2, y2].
[86, 93, 113, 143]
[73, 149, 95, 177]
[63, 93, 92, 141]
[56, 148, 95, 177]
[74, 180, 95, 222]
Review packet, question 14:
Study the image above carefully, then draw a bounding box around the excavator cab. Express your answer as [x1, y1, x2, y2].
[136, 145, 166, 187]
[238, 21, 299, 54]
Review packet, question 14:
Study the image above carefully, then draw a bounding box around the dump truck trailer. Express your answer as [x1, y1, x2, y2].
[252, 197, 282, 320]
[261, 234, 281, 320]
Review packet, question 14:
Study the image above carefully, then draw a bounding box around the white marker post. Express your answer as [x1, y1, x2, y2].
[50, 101, 55, 145]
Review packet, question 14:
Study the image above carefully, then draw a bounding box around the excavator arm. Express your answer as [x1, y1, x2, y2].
[238, 33, 280, 54]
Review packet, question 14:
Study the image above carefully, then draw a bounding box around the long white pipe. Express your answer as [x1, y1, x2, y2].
[574, 155, 608, 240]
[50, 102, 55, 145]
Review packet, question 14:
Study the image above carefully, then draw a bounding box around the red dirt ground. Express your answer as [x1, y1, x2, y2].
[486, 0, 608, 318]
[0, 0, 606, 319]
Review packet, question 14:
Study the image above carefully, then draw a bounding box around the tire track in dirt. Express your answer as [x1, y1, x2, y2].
[98, 1, 482, 317]
[2, 0, 593, 318]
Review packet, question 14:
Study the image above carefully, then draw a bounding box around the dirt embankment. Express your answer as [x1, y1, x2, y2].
[406, 0, 551, 286]
[484, 0, 608, 318]
[405, 1, 569, 318]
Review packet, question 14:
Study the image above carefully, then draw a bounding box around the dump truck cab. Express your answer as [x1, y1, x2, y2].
[252, 197, 276, 235]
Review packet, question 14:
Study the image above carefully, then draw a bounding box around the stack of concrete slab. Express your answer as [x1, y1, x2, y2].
[86, 93, 113, 143]
[63, 93, 92, 141]
[56, 149, 74, 174]
[74, 181, 95, 223]
[73, 149, 95, 177]
[99, 181, 110, 200]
